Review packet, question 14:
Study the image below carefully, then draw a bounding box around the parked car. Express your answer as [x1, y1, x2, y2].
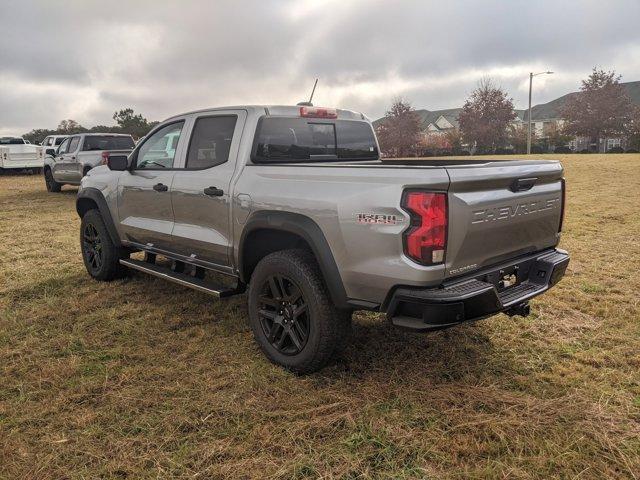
[43, 133, 135, 192]
[0, 136, 44, 173]
[41, 135, 69, 157]
[75, 105, 569, 373]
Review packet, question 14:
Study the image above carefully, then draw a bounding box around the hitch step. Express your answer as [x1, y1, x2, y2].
[119, 258, 242, 297]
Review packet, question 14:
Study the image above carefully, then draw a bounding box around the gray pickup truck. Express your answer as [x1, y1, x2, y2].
[75, 105, 569, 373]
[44, 133, 135, 192]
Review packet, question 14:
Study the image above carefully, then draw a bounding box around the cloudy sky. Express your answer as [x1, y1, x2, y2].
[1, 0, 639, 135]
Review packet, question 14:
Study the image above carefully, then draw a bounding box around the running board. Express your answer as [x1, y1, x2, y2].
[119, 258, 242, 298]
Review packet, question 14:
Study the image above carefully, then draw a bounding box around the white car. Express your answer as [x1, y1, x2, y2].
[41, 135, 69, 157]
[0, 136, 44, 172]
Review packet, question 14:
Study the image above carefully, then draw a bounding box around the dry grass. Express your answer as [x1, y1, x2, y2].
[1, 154, 639, 479]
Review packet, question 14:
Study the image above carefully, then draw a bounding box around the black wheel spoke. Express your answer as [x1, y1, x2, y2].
[292, 303, 307, 319]
[258, 295, 279, 308]
[287, 284, 303, 304]
[273, 326, 288, 349]
[259, 309, 277, 321]
[258, 274, 309, 356]
[268, 276, 282, 300]
[288, 327, 304, 351]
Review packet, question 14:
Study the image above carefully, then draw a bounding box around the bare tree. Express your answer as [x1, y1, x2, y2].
[375, 98, 422, 157]
[458, 79, 516, 153]
[561, 68, 634, 152]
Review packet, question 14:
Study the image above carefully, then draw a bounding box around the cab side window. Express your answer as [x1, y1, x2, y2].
[186, 116, 237, 169]
[135, 122, 184, 169]
[68, 136, 80, 152]
[57, 138, 70, 155]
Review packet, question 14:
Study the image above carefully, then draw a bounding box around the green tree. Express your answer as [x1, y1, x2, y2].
[23, 128, 57, 145]
[113, 108, 155, 139]
[560, 68, 634, 152]
[57, 119, 86, 134]
[458, 79, 516, 153]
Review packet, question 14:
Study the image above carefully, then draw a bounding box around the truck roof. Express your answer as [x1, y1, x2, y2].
[164, 105, 368, 123]
[75, 132, 133, 137]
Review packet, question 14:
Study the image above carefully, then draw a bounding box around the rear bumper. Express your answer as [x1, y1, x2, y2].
[386, 248, 569, 331]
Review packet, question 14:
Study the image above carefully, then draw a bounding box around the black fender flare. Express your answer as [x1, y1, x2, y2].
[238, 211, 349, 310]
[76, 188, 122, 247]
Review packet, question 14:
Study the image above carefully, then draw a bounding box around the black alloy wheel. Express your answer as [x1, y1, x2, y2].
[82, 223, 103, 274]
[258, 274, 310, 355]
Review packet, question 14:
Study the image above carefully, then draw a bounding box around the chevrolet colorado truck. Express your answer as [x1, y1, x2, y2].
[76, 105, 569, 373]
[44, 133, 135, 192]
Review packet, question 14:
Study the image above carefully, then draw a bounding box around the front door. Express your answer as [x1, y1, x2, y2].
[51, 137, 71, 181]
[62, 136, 82, 183]
[116, 120, 186, 250]
[170, 111, 246, 268]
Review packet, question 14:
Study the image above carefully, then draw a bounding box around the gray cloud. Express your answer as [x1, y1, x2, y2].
[1, 0, 639, 135]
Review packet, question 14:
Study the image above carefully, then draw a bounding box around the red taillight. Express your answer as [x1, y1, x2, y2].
[402, 191, 447, 265]
[299, 106, 337, 119]
[559, 178, 566, 232]
[101, 151, 110, 165]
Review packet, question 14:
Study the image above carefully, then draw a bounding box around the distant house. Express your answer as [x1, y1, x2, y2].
[374, 80, 640, 153]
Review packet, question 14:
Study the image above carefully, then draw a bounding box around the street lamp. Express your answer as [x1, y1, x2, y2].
[527, 71, 554, 154]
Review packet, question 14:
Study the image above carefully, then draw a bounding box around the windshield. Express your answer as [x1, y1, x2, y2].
[252, 117, 378, 163]
[0, 137, 25, 145]
[82, 135, 135, 151]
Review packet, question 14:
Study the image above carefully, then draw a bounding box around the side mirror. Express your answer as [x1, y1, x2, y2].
[46, 148, 56, 156]
[107, 154, 129, 171]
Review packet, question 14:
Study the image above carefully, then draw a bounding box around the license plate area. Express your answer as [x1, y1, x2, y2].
[484, 261, 533, 293]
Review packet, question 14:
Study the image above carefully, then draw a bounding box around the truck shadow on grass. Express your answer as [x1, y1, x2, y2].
[5, 269, 501, 387]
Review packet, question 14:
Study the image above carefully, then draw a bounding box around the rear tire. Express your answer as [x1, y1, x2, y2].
[248, 249, 351, 374]
[80, 209, 128, 281]
[44, 168, 62, 192]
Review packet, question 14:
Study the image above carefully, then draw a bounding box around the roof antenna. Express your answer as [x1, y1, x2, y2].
[297, 78, 318, 106]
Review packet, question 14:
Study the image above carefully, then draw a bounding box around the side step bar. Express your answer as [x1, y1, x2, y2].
[119, 258, 242, 298]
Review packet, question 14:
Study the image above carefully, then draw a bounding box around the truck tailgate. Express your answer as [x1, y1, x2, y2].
[445, 160, 563, 278]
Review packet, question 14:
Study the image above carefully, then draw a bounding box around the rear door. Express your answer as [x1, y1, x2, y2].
[169, 110, 246, 268]
[445, 161, 564, 277]
[117, 121, 187, 249]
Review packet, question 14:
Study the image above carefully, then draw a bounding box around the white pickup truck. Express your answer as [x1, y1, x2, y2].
[0, 136, 44, 172]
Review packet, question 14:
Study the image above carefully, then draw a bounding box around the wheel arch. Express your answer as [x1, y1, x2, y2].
[76, 188, 122, 247]
[238, 211, 349, 310]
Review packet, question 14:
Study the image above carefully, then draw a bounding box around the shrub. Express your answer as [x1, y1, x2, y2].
[531, 145, 547, 154]
[625, 148, 639, 153]
[554, 146, 572, 154]
[495, 147, 515, 155]
[607, 146, 624, 153]
[579, 149, 591, 154]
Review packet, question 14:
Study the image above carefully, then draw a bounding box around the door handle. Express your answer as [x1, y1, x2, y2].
[153, 183, 169, 192]
[203, 186, 224, 197]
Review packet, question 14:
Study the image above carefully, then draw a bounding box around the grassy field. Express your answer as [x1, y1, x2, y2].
[1, 154, 639, 479]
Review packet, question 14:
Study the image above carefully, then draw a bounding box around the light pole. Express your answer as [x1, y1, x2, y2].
[527, 71, 554, 154]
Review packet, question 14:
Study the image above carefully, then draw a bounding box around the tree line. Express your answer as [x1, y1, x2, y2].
[22, 109, 159, 144]
[376, 68, 640, 157]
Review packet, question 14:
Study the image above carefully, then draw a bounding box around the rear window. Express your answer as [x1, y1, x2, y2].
[0, 137, 25, 145]
[82, 135, 135, 151]
[252, 117, 378, 163]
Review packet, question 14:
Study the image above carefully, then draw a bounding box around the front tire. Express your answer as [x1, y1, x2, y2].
[44, 168, 62, 192]
[80, 209, 128, 281]
[248, 249, 351, 374]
